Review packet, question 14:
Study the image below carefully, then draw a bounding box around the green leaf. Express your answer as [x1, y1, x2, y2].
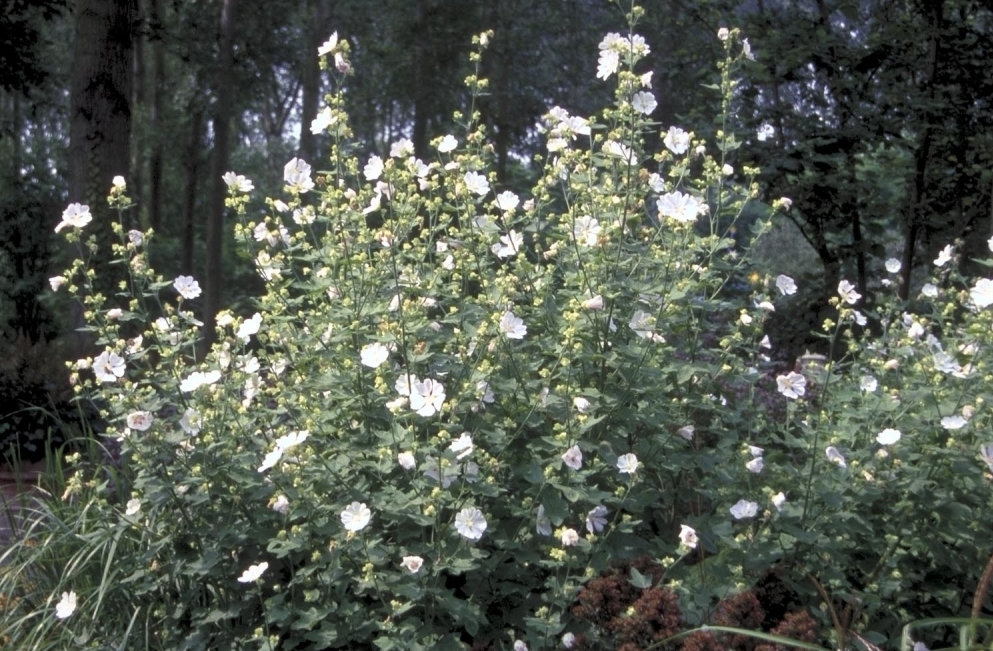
[629, 567, 653, 589]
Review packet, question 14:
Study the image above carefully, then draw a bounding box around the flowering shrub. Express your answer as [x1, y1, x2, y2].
[5, 6, 993, 651]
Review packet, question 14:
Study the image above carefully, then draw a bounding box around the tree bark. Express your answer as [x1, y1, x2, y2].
[148, 0, 165, 231]
[67, 0, 136, 314]
[299, 0, 330, 163]
[203, 0, 238, 354]
[899, 0, 943, 300]
[181, 98, 203, 276]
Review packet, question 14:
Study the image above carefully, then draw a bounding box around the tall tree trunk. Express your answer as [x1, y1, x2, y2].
[148, 0, 165, 231]
[181, 99, 203, 276]
[411, 0, 429, 158]
[299, 0, 330, 163]
[67, 0, 136, 320]
[10, 93, 22, 181]
[899, 0, 943, 300]
[203, 0, 237, 354]
[132, 0, 146, 225]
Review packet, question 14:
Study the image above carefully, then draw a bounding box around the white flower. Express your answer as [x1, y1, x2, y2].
[679, 524, 698, 548]
[237, 562, 268, 583]
[106, 308, 123, 320]
[746, 457, 764, 474]
[629, 310, 661, 341]
[390, 138, 414, 158]
[573, 215, 601, 246]
[126, 411, 153, 431]
[742, 38, 754, 60]
[722, 164, 734, 176]
[775, 275, 797, 295]
[275, 430, 309, 451]
[237, 313, 263, 343]
[664, 126, 690, 154]
[631, 91, 657, 115]
[877, 428, 901, 445]
[398, 451, 416, 470]
[586, 506, 608, 534]
[463, 171, 490, 196]
[838, 280, 861, 305]
[853, 310, 867, 326]
[860, 375, 878, 393]
[562, 445, 583, 470]
[55, 203, 92, 233]
[718, 27, 730, 40]
[112, 175, 126, 189]
[536, 505, 552, 536]
[934, 244, 953, 267]
[885, 258, 902, 273]
[760, 335, 772, 349]
[364, 155, 384, 181]
[933, 351, 963, 375]
[730, 499, 758, 520]
[596, 49, 619, 80]
[825, 446, 847, 468]
[776, 372, 806, 399]
[125, 498, 141, 516]
[941, 415, 967, 430]
[602, 140, 637, 164]
[748, 445, 764, 457]
[222, 172, 253, 193]
[573, 396, 591, 413]
[341, 502, 372, 532]
[449, 433, 474, 460]
[258, 448, 282, 473]
[617, 453, 639, 474]
[395, 373, 418, 397]
[180, 370, 222, 392]
[494, 191, 520, 212]
[317, 32, 338, 55]
[562, 633, 576, 649]
[657, 191, 702, 223]
[272, 495, 290, 515]
[584, 294, 604, 311]
[560, 527, 580, 546]
[360, 342, 390, 368]
[492, 230, 523, 258]
[971, 279, 993, 309]
[499, 311, 527, 339]
[921, 283, 938, 298]
[514, 641, 528, 651]
[55, 591, 77, 619]
[678, 425, 695, 441]
[476, 380, 495, 404]
[772, 492, 786, 511]
[49, 275, 67, 291]
[93, 351, 126, 382]
[179, 408, 202, 435]
[401, 555, 424, 573]
[310, 106, 336, 134]
[437, 135, 458, 153]
[283, 157, 315, 193]
[410, 378, 445, 417]
[454, 506, 487, 540]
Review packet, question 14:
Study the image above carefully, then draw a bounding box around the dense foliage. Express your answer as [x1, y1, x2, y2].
[4, 12, 993, 651]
